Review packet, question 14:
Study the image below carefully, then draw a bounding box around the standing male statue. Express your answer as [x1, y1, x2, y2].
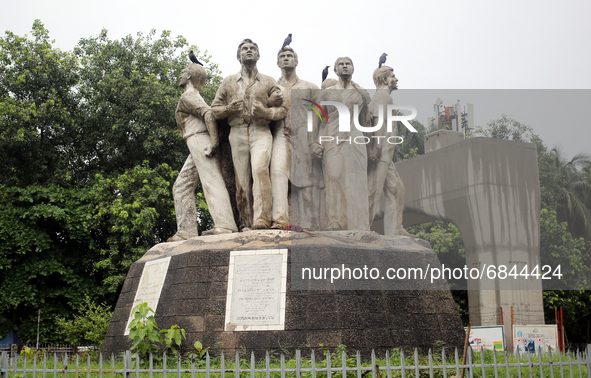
[169, 63, 238, 242]
[272, 46, 322, 229]
[310, 57, 371, 231]
[211, 39, 287, 230]
[367, 66, 413, 236]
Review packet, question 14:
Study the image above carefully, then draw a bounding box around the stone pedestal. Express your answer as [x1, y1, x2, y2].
[102, 231, 464, 356]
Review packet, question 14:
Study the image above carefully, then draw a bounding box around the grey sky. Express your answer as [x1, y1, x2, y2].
[2, 0, 590, 157]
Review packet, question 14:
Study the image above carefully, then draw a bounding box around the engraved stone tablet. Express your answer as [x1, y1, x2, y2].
[225, 249, 288, 331]
[124, 256, 171, 335]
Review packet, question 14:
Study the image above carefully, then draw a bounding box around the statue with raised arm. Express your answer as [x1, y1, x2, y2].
[310, 57, 371, 231]
[271, 46, 322, 230]
[211, 39, 287, 230]
[169, 63, 238, 242]
[367, 66, 413, 237]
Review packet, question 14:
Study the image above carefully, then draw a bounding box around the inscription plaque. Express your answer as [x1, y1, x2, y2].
[225, 249, 288, 331]
[124, 256, 171, 335]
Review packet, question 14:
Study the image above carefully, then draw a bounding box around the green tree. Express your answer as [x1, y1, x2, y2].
[394, 120, 426, 162]
[546, 149, 591, 240]
[0, 184, 100, 342]
[544, 290, 591, 344]
[476, 114, 538, 143]
[0, 163, 178, 342]
[537, 143, 564, 211]
[91, 162, 177, 293]
[408, 221, 466, 278]
[407, 220, 469, 324]
[55, 295, 113, 346]
[0, 21, 221, 343]
[0, 20, 79, 187]
[72, 29, 222, 183]
[539, 209, 588, 290]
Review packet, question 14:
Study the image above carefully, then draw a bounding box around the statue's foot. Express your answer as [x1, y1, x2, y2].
[168, 234, 185, 242]
[252, 220, 270, 230]
[396, 228, 418, 238]
[325, 222, 342, 231]
[167, 231, 199, 242]
[213, 227, 235, 235]
[271, 221, 288, 230]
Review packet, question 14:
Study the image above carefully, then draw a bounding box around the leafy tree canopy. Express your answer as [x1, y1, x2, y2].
[0, 21, 218, 343]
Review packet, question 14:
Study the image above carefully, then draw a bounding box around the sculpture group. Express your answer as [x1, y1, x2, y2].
[168, 38, 412, 241]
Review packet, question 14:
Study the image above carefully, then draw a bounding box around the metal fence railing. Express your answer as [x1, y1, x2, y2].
[0, 344, 97, 354]
[1, 347, 590, 378]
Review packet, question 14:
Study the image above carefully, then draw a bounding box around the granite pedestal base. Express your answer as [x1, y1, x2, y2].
[102, 230, 465, 356]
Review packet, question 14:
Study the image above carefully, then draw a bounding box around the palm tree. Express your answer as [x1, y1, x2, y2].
[582, 161, 591, 210]
[550, 148, 591, 240]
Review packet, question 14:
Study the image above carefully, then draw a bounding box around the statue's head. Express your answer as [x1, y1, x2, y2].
[237, 39, 260, 64]
[373, 65, 397, 90]
[277, 46, 298, 69]
[179, 63, 207, 89]
[334, 57, 354, 77]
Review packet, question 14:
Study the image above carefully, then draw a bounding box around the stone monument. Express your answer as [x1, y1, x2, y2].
[101, 41, 467, 356]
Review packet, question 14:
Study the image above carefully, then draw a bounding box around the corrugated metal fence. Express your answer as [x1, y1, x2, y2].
[1, 347, 590, 378]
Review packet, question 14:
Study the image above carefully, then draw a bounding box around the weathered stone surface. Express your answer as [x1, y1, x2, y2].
[101, 230, 464, 356]
[169, 64, 238, 241]
[367, 66, 411, 237]
[395, 137, 545, 351]
[210, 39, 287, 230]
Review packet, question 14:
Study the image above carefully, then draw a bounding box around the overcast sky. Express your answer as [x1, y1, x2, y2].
[2, 0, 590, 157]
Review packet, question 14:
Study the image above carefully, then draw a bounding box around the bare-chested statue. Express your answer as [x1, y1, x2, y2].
[169, 63, 238, 241]
[211, 39, 287, 230]
[367, 66, 413, 236]
[271, 46, 322, 230]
